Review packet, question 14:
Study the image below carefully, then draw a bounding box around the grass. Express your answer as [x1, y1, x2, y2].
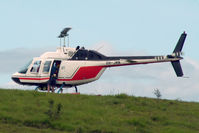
[0, 89, 199, 133]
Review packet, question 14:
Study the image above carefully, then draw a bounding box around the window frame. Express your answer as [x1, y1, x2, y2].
[30, 60, 42, 73]
[42, 60, 52, 73]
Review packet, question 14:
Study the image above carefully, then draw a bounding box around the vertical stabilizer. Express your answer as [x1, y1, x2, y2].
[173, 32, 187, 53]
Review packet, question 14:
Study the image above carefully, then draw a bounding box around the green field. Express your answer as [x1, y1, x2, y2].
[0, 89, 199, 133]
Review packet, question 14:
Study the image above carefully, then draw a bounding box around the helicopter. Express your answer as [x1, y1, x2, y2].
[12, 28, 187, 93]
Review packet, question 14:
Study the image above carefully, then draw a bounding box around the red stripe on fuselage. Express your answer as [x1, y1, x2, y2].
[57, 66, 104, 81]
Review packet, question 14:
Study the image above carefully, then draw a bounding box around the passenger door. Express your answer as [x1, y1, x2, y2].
[41, 60, 53, 79]
[50, 60, 61, 80]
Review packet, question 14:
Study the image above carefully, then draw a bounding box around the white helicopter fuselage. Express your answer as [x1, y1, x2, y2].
[12, 32, 187, 90]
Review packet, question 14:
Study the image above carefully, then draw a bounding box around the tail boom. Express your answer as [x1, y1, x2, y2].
[102, 32, 187, 77]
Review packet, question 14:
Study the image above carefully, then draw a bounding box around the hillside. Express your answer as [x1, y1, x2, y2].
[0, 89, 199, 133]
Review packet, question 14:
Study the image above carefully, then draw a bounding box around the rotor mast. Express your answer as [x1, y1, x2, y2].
[58, 27, 71, 47]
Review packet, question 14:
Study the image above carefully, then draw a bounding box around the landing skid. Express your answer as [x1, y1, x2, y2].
[35, 86, 40, 91]
[75, 86, 78, 93]
[71, 86, 80, 94]
[57, 84, 65, 94]
[34, 85, 80, 94]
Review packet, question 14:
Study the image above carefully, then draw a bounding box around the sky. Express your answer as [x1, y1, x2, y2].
[0, 0, 199, 101]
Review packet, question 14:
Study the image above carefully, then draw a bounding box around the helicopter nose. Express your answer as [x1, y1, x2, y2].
[11, 73, 22, 84]
[11, 77, 21, 84]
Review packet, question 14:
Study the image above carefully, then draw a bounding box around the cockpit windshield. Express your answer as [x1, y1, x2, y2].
[18, 59, 33, 74]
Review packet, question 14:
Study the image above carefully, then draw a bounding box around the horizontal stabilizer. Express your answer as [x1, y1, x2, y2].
[171, 61, 183, 77]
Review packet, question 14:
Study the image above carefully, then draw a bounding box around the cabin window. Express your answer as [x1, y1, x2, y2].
[18, 59, 33, 74]
[43, 61, 52, 73]
[30, 60, 41, 73]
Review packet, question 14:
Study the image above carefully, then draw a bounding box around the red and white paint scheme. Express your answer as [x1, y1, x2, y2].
[12, 29, 187, 92]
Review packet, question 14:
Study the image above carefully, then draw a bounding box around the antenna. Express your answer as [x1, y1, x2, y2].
[58, 27, 71, 47]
